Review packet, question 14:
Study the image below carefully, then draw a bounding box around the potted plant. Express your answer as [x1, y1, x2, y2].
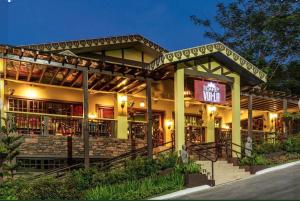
[176, 161, 214, 187]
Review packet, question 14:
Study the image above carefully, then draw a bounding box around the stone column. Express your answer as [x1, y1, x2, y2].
[174, 63, 185, 152]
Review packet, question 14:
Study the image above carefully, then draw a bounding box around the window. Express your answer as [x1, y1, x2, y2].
[97, 105, 114, 119]
[8, 97, 83, 116]
[17, 158, 67, 170]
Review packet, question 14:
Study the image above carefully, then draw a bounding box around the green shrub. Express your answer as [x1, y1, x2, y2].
[63, 167, 98, 198]
[156, 151, 178, 170]
[175, 161, 201, 174]
[239, 155, 270, 166]
[254, 142, 281, 154]
[0, 178, 24, 200]
[17, 176, 71, 200]
[282, 135, 300, 153]
[92, 168, 128, 186]
[125, 156, 159, 179]
[85, 171, 184, 200]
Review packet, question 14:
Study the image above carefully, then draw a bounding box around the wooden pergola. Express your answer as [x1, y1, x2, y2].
[0, 45, 173, 167]
[240, 88, 300, 137]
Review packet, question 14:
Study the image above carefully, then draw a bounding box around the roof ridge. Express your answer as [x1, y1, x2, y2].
[18, 34, 168, 53]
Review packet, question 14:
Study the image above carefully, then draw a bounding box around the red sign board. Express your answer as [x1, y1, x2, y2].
[194, 80, 226, 104]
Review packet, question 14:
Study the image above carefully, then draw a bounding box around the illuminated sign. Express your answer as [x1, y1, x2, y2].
[194, 80, 226, 104]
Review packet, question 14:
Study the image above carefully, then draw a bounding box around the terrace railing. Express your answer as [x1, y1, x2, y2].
[6, 111, 116, 137]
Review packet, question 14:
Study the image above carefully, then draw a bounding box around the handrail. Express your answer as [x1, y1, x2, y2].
[220, 141, 257, 166]
[187, 143, 217, 182]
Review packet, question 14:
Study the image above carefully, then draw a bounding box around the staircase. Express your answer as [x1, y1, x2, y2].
[196, 160, 252, 185]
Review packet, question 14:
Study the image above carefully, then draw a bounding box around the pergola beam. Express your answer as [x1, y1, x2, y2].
[39, 66, 47, 83]
[27, 63, 35, 82]
[49, 68, 60, 84]
[1, 53, 146, 81]
[61, 69, 73, 86]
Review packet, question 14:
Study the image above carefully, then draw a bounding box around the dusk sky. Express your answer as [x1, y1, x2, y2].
[0, 0, 232, 51]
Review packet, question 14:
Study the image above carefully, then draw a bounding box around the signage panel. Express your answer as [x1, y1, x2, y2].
[194, 80, 226, 104]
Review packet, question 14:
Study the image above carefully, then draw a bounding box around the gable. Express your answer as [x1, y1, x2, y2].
[148, 42, 267, 83]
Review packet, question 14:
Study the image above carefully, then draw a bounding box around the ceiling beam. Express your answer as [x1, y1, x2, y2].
[61, 69, 73, 86]
[71, 72, 82, 87]
[39, 66, 47, 83]
[118, 80, 139, 93]
[49, 68, 60, 84]
[108, 78, 128, 92]
[27, 63, 35, 82]
[99, 76, 121, 91]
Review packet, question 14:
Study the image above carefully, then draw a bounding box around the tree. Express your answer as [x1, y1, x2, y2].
[0, 117, 22, 181]
[191, 0, 300, 94]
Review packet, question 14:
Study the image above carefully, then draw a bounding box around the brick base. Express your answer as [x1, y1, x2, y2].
[20, 135, 146, 159]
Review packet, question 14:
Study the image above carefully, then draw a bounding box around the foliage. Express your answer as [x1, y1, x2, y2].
[0, 118, 23, 180]
[125, 156, 159, 179]
[85, 172, 184, 200]
[191, 0, 300, 94]
[239, 154, 270, 166]
[63, 167, 98, 198]
[17, 176, 71, 200]
[156, 151, 178, 170]
[254, 142, 281, 154]
[175, 161, 201, 174]
[92, 168, 128, 186]
[0, 143, 8, 154]
[0, 178, 25, 200]
[282, 135, 300, 153]
[282, 112, 300, 120]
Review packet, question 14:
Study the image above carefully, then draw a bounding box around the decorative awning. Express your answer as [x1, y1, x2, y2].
[148, 42, 267, 83]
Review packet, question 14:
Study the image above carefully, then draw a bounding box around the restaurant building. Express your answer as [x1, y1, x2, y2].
[0, 35, 299, 170]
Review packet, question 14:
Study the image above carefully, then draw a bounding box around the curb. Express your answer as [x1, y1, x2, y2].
[149, 185, 211, 200]
[255, 160, 300, 175]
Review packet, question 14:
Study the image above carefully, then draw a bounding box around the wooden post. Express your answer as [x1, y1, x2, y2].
[231, 74, 241, 154]
[283, 99, 288, 136]
[174, 64, 185, 152]
[248, 95, 253, 137]
[146, 78, 153, 158]
[82, 70, 89, 168]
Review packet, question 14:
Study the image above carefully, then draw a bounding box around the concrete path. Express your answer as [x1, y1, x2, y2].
[175, 164, 300, 200]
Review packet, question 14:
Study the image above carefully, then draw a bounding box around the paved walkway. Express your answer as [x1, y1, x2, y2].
[175, 164, 300, 200]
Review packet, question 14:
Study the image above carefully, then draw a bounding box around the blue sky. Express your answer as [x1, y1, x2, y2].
[0, 0, 232, 51]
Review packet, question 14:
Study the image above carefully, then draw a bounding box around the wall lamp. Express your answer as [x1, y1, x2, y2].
[120, 95, 127, 109]
[207, 105, 217, 117]
[165, 120, 173, 130]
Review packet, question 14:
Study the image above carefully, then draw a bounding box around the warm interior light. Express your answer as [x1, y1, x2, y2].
[25, 87, 37, 98]
[119, 95, 128, 109]
[165, 120, 173, 129]
[88, 113, 97, 119]
[270, 113, 278, 120]
[140, 101, 145, 108]
[222, 124, 230, 129]
[207, 105, 217, 117]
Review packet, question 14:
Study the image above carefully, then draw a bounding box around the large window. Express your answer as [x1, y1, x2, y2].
[8, 97, 83, 116]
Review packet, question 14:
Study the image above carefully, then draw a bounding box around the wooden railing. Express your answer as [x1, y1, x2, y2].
[6, 111, 116, 137]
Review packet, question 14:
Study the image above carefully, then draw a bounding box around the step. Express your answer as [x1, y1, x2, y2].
[196, 160, 252, 185]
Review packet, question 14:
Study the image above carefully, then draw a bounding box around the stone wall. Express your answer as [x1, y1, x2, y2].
[19, 135, 146, 159]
